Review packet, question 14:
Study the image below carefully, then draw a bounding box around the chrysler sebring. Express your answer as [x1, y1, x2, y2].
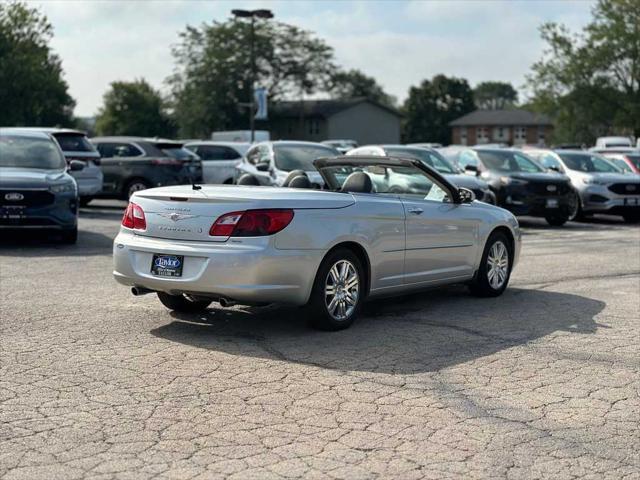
[113, 157, 521, 330]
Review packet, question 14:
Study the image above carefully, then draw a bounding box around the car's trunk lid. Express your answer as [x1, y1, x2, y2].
[130, 185, 354, 242]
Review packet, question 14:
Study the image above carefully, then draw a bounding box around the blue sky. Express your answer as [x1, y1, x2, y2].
[29, 0, 595, 116]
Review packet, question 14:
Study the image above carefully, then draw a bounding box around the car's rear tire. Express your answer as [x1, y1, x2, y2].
[59, 227, 78, 245]
[545, 214, 568, 226]
[236, 174, 260, 186]
[469, 232, 512, 297]
[307, 248, 365, 331]
[157, 292, 211, 313]
[125, 179, 151, 199]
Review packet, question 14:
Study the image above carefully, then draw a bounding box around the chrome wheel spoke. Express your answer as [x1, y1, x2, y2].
[324, 259, 360, 321]
[487, 240, 508, 289]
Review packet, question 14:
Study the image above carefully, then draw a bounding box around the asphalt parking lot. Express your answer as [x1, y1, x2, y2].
[1, 201, 639, 480]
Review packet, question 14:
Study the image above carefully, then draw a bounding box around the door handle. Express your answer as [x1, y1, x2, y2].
[408, 207, 423, 215]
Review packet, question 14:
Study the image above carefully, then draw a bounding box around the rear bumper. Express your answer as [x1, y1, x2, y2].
[112, 231, 323, 305]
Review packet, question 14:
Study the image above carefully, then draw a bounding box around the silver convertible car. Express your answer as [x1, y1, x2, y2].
[113, 157, 521, 330]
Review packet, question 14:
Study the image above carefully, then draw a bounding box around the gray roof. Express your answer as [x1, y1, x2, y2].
[449, 109, 552, 127]
[271, 97, 402, 119]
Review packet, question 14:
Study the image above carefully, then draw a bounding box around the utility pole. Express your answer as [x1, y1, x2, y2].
[231, 9, 274, 143]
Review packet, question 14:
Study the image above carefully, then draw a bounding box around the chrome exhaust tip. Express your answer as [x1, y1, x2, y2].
[131, 286, 154, 296]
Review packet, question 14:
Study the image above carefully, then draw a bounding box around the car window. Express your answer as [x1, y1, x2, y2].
[96, 142, 142, 158]
[458, 150, 478, 169]
[273, 144, 338, 172]
[0, 134, 66, 169]
[384, 147, 457, 174]
[195, 145, 241, 161]
[558, 153, 620, 173]
[608, 158, 633, 173]
[626, 154, 640, 169]
[161, 147, 198, 160]
[476, 150, 544, 173]
[534, 153, 562, 170]
[52, 133, 96, 153]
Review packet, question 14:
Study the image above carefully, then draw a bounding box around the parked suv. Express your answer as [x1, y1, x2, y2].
[347, 145, 496, 204]
[0, 129, 84, 243]
[441, 147, 575, 226]
[2, 127, 103, 206]
[184, 141, 250, 184]
[526, 149, 640, 223]
[235, 141, 339, 187]
[91, 137, 202, 199]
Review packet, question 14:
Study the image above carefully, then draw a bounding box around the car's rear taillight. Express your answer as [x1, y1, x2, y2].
[122, 202, 146, 230]
[209, 209, 294, 237]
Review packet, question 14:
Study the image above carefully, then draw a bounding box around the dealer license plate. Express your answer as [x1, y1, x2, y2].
[546, 198, 559, 208]
[624, 197, 639, 206]
[151, 254, 184, 277]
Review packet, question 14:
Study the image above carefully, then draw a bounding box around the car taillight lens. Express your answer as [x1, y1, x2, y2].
[122, 202, 146, 230]
[209, 209, 294, 237]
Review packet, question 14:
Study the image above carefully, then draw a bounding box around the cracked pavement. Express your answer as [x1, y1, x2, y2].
[1, 201, 639, 479]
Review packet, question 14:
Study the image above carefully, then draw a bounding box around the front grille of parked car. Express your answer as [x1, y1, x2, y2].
[0, 189, 55, 207]
[527, 182, 570, 196]
[608, 183, 640, 195]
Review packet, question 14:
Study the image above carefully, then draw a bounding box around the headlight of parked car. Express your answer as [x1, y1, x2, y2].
[500, 176, 527, 186]
[50, 182, 76, 194]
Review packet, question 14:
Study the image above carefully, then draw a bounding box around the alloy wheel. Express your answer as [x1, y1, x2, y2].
[487, 240, 509, 290]
[324, 259, 359, 321]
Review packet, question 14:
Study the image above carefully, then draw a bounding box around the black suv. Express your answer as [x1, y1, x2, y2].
[91, 137, 202, 200]
[444, 147, 575, 226]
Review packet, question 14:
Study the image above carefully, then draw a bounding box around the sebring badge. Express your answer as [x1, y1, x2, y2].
[4, 192, 24, 201]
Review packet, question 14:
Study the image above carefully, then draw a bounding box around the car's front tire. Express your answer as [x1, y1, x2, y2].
[157, 293, 211, 313]
[469, 232, 512, 297]
[307, 248, 365, 331]
[59, 226, 78, 245]
[545, 214, 568, 226]
[79, 197, 93, 207]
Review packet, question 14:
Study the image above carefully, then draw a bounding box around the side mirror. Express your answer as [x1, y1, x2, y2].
[458, 187, 476, 204]
[548, 166, 561, 173]
[256, 161, 270, 172]
[68, 160, 85, 171]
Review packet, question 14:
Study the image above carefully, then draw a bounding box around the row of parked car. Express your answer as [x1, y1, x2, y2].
[1, 127, 639, 245]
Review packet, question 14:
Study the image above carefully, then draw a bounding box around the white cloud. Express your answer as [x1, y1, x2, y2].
[28, 0, 594, 116]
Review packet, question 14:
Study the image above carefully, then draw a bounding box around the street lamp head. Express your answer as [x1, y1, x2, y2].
[231, 9, 274, 19]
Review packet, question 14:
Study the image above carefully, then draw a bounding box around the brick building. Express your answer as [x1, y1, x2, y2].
[449, 109, 553, 146]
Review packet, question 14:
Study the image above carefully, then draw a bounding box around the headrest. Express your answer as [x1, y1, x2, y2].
[341, 171, 373, 193]
[282, 169, 307, 187]
[288, 175, 312, 189]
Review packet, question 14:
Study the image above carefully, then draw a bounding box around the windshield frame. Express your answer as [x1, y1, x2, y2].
[314, 156, 461, 203]
[384, 147, 458, 174]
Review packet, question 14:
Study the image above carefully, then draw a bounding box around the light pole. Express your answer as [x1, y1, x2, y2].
[231, 9, 274, 143]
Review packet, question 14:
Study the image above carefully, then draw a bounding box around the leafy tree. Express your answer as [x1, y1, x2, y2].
[474, 81, 518, 110]
[0, 2, 75, 126]
[168, 19, 335, 138]
[329, 69, 396, 106]
[402, 75, 475, 144]
[95, 79, 175, 137]
[527, 0, 640, 143]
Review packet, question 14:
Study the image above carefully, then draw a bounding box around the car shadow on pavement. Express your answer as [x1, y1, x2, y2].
[0, 229, 114, 257]
[151, 286, 606, 374]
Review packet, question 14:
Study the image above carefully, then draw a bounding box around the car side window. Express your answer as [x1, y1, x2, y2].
[99, 142, 142, 158]
[95, 143, 114, 158]
[459, 150, 478, 168]
[513, 153, 541, 173]
[539, 154, 562, 171]
[196, 145, 241, 161]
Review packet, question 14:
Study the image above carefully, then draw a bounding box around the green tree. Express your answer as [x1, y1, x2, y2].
[527, 0, 640, 143]
[0, 2, 75, 126]
[168, 19, 335, 138]
[95, 79, 175, 137]
[402, 75, 475, 144]
[329, 69, 396, 106]
[474, 81, 518, 110]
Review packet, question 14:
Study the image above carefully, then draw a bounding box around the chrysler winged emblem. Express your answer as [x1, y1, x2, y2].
[158, 212, 197, 222]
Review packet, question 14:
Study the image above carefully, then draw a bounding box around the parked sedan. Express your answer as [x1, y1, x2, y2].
[2, 127, 103, 206]
[113, 156, 520, 330]
[440, 147, 575, 226]
[183, 141, 250, 184]
[347, 145, 496, 204]
[0, 129, 84, 243]
[91, 137, 202, 199]
[526, 149, 640, 223]
[235, 141, 340, 187]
